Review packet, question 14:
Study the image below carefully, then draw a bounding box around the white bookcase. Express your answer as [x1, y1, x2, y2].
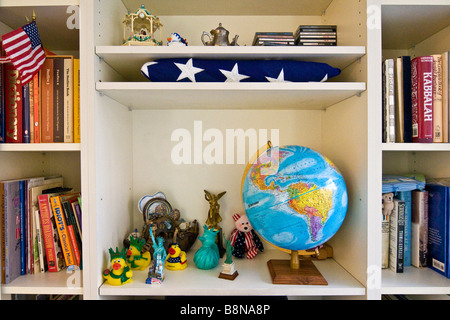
[0, 0, 449, 300]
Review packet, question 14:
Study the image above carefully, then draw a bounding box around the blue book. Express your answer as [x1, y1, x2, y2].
[19, 180, 27, 275]
[426, 183, 450, 278]
[397, 191, 411, 267]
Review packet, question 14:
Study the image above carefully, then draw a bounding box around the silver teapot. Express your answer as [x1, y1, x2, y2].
[201, 23, 239, 46]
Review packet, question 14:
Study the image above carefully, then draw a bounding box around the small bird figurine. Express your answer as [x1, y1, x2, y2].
[167, 32, 188, 46]
[165, 243, 187, 270]
[103, 247, 133, 286]
[126, 236, 151, 271]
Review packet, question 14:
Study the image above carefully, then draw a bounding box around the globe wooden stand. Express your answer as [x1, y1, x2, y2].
[267, 250, 327, 285]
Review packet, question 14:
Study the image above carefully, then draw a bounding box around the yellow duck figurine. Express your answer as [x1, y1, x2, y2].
[103, 247, 133, 286]
[126, 236, 151, 271]
[165, 242, 187, 270]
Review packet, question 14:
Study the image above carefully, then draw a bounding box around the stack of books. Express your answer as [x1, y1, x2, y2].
[294, 25, 337, 46]
[252, 32, 295, 46]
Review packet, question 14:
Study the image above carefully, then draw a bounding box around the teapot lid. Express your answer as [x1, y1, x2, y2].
[215, 23, 228, 32]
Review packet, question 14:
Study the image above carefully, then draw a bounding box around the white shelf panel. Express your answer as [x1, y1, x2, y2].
[96, 46, 366, 82]
[382, 267, 450, 295]
[382, 143, 450, 151]
[2, 271, 83, 295]
[0, 143, 81, 152]
[100, 250, 365, 297]
[96, 81, 366, 110]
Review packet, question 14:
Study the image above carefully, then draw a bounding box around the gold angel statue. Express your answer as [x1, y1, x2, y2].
[204, 190, 226, 229]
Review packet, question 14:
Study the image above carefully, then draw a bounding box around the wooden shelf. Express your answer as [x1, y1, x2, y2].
[96, 46, 366, 82]
[1, 270, 83, 295]
[0, 143, 81, 152]
[382, 267, 450, 295]
[99, 250, 365, 297]
[96, 81, 365, 110]
[382, 143, 450, 151]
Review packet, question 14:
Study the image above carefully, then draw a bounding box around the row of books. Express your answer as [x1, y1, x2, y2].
[382, 52, 449, 143]
[382, 175, 450, 279]
[0, 55, 80, 144]
[294, 25, 337, 46]
[1, 175, 82, 284]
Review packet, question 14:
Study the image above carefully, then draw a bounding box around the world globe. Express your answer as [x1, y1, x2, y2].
[242, 145, 348, 252]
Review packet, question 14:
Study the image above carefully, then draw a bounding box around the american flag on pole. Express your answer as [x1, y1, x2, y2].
[1, 21, 46, 85]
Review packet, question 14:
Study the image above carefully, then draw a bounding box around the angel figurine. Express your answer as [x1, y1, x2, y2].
[204, 190, 226, 229]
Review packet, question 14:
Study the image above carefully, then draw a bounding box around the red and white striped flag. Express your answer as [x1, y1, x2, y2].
[1, 21, 46, 85]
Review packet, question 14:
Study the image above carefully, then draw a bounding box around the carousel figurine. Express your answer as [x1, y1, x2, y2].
[123, 5, 163, 46]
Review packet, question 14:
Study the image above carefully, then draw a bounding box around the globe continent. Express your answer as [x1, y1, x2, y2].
[242, 145, 347, 251]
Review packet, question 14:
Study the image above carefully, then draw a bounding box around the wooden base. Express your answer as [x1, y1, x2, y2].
[219, 271, 239, 280]
[267, 259, 328, 285]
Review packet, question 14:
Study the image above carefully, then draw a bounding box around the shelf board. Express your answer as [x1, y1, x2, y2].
[2, 270, 83, 295]
[96, 46, 366, 82]
[382, 143, 450, 151]
[99, 250, 365, 297]
[0, 143, 81, 152]
[96, 81, 365, 110]
[382, 267, 450, 295]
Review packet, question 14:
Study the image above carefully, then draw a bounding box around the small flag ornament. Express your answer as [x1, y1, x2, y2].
[1, 21, 46, 84]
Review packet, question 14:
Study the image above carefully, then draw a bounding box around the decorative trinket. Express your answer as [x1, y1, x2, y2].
[126, 236, 151, 271]
[102, 247, 133, 286]
[167, 32, 188, 46]
[165, 229, 187, 271]
[123, 5, 163, 46]
[230, 213, 264, 259]
[194, 225, 220, 270]
[201, 23, 239, 46]
[204, 190, 226, 257]
[219, 234, 238, 280]
[146, 228, 166, 284]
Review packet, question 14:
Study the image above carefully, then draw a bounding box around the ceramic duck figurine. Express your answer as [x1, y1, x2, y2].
[126, 236, 151, 271]
[103, 247, 133, 286]
[165, 243, 187, 270]
[167, 32, 188, 46]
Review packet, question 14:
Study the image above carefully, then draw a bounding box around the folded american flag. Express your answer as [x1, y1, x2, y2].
[1, 21, 46, 85]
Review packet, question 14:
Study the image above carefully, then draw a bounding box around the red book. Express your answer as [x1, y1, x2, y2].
[37, 194, 59, 272]
[4, 64, 23, 143]
[412, 56, 434, 143]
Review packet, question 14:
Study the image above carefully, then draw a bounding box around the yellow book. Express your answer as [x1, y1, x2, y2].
[50, 196, 76, 267]
[73, 59, 80, 143]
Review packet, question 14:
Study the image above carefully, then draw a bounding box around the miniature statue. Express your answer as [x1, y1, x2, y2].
[103, 247, 133, 286]
[165, 229, 187, 271]
[194, 225, 220, 270]
[167, 32, 188, 46]
[219, 234, 238, 280]
[126, 236, 151, 271]
[204, 190, 226, 229]
[146, 228, 166, 284]
[230, 213, 264, 259]
[382, 192, 395, 220]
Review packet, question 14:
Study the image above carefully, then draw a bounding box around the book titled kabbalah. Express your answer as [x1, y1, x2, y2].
[412, 56, 434, 143]
[389, 199, 405, 273]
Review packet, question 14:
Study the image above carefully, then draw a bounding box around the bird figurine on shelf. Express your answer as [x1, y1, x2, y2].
[102, 247, 133, 286]
[165, 229, 187, 270]
[126, 236, 151, 271]
[167, 32, 188, 46]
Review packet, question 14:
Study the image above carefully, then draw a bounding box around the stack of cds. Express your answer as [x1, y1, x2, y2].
[294, 25, 337, 46]
[252, 32, 295, 46]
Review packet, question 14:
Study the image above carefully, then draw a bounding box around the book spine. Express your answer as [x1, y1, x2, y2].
[411, 190, 428, 268]
[0, 64, 5, 143]
[389, 199, 405, 273]
[64, 58, 73, 143]
[402, 56, 413, 142]
[432, 54, 443, 142]
[33, 73, 40, 143]
[19, 181, 26, 275]
[383, 59, 396, 142]
[50, 196, 75, 267]
[73, 59, 80, 143]
[34, 210, 45, 273]
[29, 78, 34, 143]
[1, 183, 5, 283]
[38, 194, 58, 272]
[40, 59, 53, 143]
[382, 212, 390, 269]
[412, 56, 434, 143]
[396, 191, 411, 267]
[53, 58, 64, 142]
[442, 51, 449, 143]
[4, 64, 23, 143]
[22, 83, 30, 143]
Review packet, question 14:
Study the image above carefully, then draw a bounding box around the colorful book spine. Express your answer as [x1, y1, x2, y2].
[412, 56, 434, 143]
[50, 196, 76, 268]
[411, 190, 428, 268]
[33, 73, 40, 143]
[396, 191, 411, 267]
[432, 54, 443, 142]
[4, 64, 23, 143]
[40, 58, 54, 143]
[22, 83, 30, 143]
[426, 183, 449, 277]
[19, 180, 26, 275]
[383, 59, 396, 142]
[53, 58, 64, 142]
[63, 58, 74, 143]
[38, 194, 59, 272]
[73, 59, 80, 143]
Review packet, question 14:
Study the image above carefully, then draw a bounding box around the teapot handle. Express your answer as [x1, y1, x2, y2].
[201, 31, 211, 46]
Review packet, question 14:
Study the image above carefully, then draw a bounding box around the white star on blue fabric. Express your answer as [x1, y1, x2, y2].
[265, 69, 290, 82]
[174, 58, 204, 82]
[219, 63, 250, 82]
